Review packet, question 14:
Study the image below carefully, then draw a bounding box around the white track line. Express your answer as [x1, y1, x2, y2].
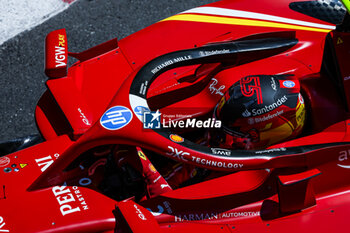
[0, 0, 76, 46]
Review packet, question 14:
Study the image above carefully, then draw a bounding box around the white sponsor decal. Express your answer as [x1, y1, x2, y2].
[191, 156, 243, 169]
[337, 150, 350, 169]
[175, 211, 260, 222]
[35, 153, 60, 172]
[134, 204, 146, 220]
[251, 95, 287, 116]
[175, 213, 219, 222]
[0, 216, 9, 232]
[54, 39, 66, 68]
[151, 55, 192, 74]
[54, 46, 66, 67]
[255, 148, 286, 154]
[173, 56, 192, 63]
[166, 146, 189, 162]
[344, 76, 350, 81]
[208, 78, 225, 96]
[211, 148, 231, 156]
[271, 77, 277, 91]
[248, 110, 284, 124]
[52, 183, 89, 216]
[78, 108, 91, 126]
[200, 49, 230, 56]
[139, 81, 148, 95]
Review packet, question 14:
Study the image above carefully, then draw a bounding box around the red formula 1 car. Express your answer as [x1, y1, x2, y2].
[1, 0, 350, 232]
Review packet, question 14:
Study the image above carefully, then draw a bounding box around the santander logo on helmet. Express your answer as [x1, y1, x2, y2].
[251, 95, 288, 116]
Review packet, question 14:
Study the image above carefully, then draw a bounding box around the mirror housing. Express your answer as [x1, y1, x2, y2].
[45, 29, 68, 79]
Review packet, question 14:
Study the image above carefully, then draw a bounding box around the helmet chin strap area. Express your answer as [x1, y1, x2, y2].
[128, 36, 349, 172]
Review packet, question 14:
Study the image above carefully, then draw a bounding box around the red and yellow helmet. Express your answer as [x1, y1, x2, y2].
[210, 75, 306, 150]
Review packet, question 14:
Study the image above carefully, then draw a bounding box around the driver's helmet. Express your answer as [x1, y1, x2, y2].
[209, 75, 306, 150]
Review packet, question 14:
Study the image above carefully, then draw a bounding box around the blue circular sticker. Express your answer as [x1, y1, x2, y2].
[134, 106, 150, 116]
[100, 106, 133, 130]
[283, 80, 295, 88]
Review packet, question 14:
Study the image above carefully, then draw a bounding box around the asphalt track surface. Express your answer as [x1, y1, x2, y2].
[0, 0, 216, 141]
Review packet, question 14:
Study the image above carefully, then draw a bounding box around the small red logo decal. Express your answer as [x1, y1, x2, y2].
[240, 76, 263, 104]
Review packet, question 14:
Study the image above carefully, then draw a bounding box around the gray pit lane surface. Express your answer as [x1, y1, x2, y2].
[0, 0, 216, 141]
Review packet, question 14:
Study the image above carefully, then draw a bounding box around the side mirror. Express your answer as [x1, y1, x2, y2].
[45, 29, 68, 79]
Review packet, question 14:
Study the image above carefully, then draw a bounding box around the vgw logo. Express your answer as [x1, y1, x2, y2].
[143, 110, 161, 129]
[100, 106, 133, 130]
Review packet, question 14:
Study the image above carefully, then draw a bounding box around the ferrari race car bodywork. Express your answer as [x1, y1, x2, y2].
[0, 0, 350, 232]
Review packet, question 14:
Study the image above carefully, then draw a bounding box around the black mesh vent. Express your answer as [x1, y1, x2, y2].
[290, 0, 346, 25]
